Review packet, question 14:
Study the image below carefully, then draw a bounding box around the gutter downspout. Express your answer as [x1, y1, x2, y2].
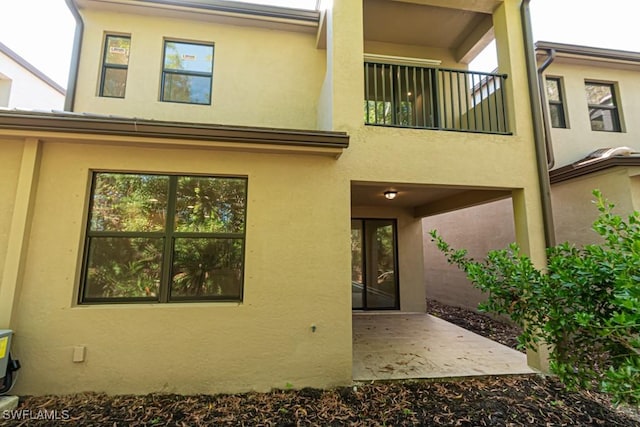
[521, 0, 556, 247]
[64, 0, 83, 112]
[537, 48, 556, 169]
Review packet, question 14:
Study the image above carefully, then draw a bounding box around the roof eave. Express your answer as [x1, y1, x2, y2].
[535, 41, 640, 63]
[0, 110, 348, 151]
[550, 157, 640, 184]
[0, 42, 66, 95]
[73, 0, 320, 24]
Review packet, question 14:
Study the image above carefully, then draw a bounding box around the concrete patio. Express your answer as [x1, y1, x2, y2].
[353, 312, 536, 381]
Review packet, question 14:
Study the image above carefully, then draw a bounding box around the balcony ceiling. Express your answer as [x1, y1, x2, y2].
[364, 0, 496, 62]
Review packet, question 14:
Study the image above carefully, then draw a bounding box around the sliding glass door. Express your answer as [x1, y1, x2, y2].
[351, 219, 399, 310]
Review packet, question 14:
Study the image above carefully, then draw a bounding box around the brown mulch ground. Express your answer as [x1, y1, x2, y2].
[6, 376, 637, 426]
[426, 299, 524, 352]
[5, 301, 638, 426]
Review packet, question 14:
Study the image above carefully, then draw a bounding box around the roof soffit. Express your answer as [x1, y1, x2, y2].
[550, 157, 640, 184]
[0, 110, 348, 156]
[73, 0, 319, 33]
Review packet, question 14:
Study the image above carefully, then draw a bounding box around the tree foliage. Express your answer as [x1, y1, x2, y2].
[430, 190, 640, 404]
[86, 173, 246, 301]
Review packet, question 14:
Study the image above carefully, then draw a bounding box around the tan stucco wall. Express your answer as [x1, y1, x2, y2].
[551, 168, 637, 246]
[423, 198, 515, 310]
[8, 137, 352, 396]
[631, 175, 640, 211]
[424, 167, 640, 311]
[342, 0, 546, 282]
[544, 61, 640, 168]
[0, 141, 23, 284]
[73, 10, 325, 129]
[1, 0, 551, 394]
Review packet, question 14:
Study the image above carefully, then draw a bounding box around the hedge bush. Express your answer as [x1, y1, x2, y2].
[430, 190, 640, 404]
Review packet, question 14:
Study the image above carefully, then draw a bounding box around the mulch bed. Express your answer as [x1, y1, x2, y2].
[5, 301, 638, 426]
[6, 376, 637, 426]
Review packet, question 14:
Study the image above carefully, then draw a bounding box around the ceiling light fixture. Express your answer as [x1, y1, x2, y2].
[384, 190, 398, 200]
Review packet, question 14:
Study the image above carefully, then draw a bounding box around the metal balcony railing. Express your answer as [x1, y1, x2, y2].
[364, 62, 510, 134]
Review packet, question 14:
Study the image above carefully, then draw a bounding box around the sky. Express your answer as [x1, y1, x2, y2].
[0, 0, 639, 88]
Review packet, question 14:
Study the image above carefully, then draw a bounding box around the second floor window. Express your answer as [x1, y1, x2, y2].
[545, 77, 567, 128]
[161, 40, 214, 105]
[585, 81, 621, 132]
[100, 35, 130, 98]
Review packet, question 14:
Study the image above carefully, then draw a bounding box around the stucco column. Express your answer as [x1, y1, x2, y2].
[495, 0, 550, 372]
[0, 138, 41, 329]
[398, 216, 427, 312]
[317, 0, 365, 132]
[495, 0, 546, 268]
[512, 189, 550, 372]
[493, 0, 532, 137]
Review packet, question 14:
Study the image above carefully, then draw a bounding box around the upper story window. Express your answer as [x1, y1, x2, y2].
[545, 77, 567, 129]
[80, 172, 247, 304]
[585, 81, 621, 132]
[161, 40, 214, 105]
[100, 35, 131, 98]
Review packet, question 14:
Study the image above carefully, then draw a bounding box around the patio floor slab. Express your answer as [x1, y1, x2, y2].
[353, 312, 536, 381]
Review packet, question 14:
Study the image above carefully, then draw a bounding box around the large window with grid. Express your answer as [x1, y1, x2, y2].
[80, 172, 247, 303]
[545, 77, 567, 128]
[161, 40, 214, 105]
[99, 35, 131, 98]
[585, 81, 621, 132]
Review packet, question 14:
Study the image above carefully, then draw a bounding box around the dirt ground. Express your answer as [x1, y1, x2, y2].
[4, 301, 638, 426]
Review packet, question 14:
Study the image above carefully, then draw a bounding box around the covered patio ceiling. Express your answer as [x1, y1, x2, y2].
[351, 181, 511, 218]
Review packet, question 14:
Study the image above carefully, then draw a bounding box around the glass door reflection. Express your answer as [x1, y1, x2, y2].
[351, 219, 399, 310]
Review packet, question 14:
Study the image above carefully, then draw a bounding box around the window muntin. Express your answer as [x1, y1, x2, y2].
[545, 77, 567, 129]
[100, 35, 130, 98]
[585, 82, 621, 132]
[81, 173, 247, 303]
[161, 41, 214, 105]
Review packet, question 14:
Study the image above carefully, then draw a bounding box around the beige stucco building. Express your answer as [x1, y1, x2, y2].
[0, 42, 66, 110]
[425, 41, 640, 310]
[0, 0, 548, 395]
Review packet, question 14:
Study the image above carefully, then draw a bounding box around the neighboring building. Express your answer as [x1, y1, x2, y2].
[0, 0, 548, 395]
[424, 41, 640, 310]
[0, 42, 65, 110]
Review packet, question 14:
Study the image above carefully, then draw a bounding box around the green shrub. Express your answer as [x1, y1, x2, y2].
[430, 190, 640, 404]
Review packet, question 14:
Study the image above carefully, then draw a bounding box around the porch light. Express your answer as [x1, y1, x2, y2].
[384, 191, 397, 200]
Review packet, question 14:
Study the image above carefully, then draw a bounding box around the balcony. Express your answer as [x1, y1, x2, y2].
[364, 61, 509, 135]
